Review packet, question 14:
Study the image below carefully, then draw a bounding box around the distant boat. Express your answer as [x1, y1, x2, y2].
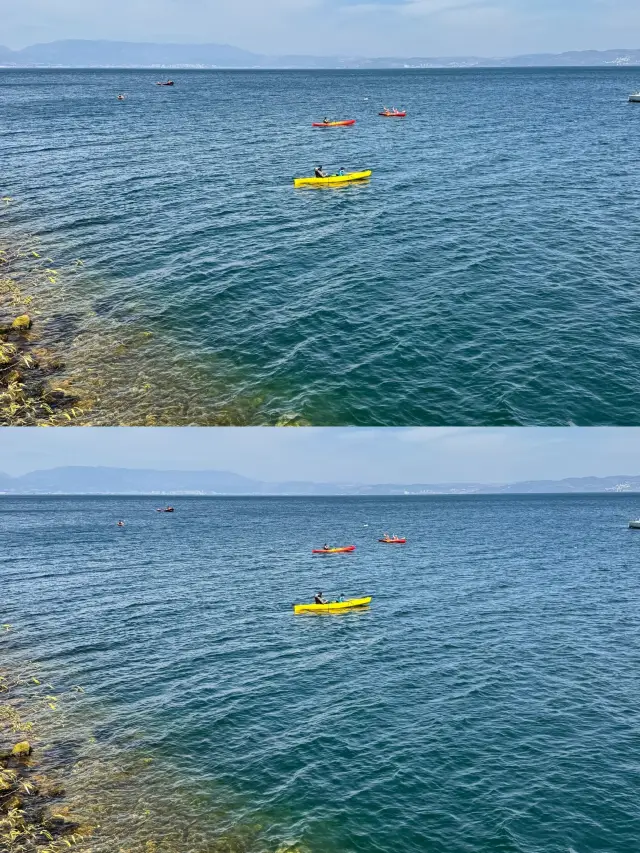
[157, 506, 175, 513]
[629, 519, 640, 528]
[157, 81, 175, 87]
[629, 92, 640, 103]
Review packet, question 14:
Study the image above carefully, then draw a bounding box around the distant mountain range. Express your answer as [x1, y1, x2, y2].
[1, 467, 640, 495]
[2, 40, 640, 69]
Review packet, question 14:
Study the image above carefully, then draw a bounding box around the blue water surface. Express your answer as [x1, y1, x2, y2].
[2, 494, 640, 852]
[2, 68, 640, 424]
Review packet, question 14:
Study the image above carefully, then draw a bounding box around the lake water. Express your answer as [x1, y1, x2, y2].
[2, 68, 640, 425]
[2, 494, 640, 852]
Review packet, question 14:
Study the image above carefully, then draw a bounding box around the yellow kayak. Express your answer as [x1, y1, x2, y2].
[293, 170, 372, 188]
[293, 596, 372, 614]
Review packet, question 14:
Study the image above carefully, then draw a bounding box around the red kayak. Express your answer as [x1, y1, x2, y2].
[312, 119, 356, 127]
[379, 112, 406, 118]
[312, 545, 356, 553]
[378, 538, 406, 544]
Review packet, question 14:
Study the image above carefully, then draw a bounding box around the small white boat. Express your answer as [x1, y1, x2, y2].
[629, 92, 640, 103]
[629, 520, 640, 529]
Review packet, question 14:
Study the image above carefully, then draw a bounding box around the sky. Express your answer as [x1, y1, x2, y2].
[2, 0, 640, 57]
[1, 427, 639, 483]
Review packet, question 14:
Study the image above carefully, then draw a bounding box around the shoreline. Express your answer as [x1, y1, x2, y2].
[0, 206, 308, 427]
[0, 630, 308, 853]
[0, 648, 95, 851]
[0, 234, 86, 426]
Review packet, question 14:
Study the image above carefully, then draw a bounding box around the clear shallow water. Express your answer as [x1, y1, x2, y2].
[2, 68, 640, 425]
[2, 494, 640, 852]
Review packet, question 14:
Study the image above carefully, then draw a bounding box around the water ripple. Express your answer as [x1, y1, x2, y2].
[2, 494, 640, 851]
[3, 68, 640, 423]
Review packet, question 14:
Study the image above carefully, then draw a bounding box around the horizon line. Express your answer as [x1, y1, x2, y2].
[2, 40, 640, 68]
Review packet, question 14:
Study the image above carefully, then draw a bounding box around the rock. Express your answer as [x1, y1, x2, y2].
[33, 348, 64, 374]
[43, 388, 79, 409]
[11, 741, 32, 757]
[11, 314, 32, 331]
[43, 812, 80, 837]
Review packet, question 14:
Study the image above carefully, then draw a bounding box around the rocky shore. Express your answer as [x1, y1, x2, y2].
[0, 631, 307, 853]
[0, 237, 86, 425]
[1, 201, 308, 421]
[0, 659, 94, 852]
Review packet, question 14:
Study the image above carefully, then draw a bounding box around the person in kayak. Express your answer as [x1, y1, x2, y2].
[315, 592, 328, 604]
[323, 117, 330, 124]
[337, 167, 345, 176]
[315, 165, 327, 178]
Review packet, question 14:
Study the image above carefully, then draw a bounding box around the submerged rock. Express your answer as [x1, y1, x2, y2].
[11, 314, 32, 332]
[4, 793, 22, 810]
[11, 741, 32, 757]
[42, 781, 65, 798]
[43, 810, 80, 836]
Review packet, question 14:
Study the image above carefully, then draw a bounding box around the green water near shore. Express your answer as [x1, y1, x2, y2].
[1, 213, 304, 426]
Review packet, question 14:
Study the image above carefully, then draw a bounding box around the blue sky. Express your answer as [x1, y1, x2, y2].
[3, 0, 640, 55]
[1, 428, 639, 483]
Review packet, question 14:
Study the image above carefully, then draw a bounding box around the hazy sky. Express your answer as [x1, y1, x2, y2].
[3, 0, 640, 56]
[1, 428, 639, 483]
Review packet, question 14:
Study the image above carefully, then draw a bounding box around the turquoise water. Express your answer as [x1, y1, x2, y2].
[2, 494, 640, 852]
[2, 68, 640, 425]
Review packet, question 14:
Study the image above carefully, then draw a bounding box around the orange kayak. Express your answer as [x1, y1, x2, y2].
[312, 119, 356, 127]
[378, 538, 406, 544]
[312, 545, 356, 553]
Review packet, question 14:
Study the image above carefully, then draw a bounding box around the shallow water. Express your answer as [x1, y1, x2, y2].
[2, 494, 640, 852]
[2, 68, 640, 424]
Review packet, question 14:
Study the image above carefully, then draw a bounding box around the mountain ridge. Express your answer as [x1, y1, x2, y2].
[1, 467, 640, 495]
[2, 40, 640, 69]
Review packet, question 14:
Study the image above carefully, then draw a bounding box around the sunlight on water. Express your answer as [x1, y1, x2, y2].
[2, 495, 640, 852]
[2, 68, 640, 424]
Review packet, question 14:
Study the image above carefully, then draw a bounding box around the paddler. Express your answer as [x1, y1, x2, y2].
[315, 165, 327, 178]
[315, 592, 328, 604]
